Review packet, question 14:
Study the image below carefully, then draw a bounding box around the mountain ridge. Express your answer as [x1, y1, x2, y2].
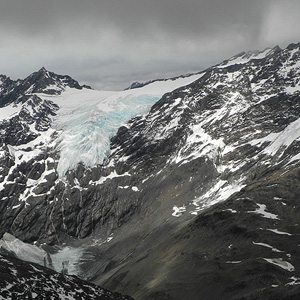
[0, 67, 92, 107]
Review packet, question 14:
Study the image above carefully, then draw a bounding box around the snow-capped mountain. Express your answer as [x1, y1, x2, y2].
[1, 43, 300, 299]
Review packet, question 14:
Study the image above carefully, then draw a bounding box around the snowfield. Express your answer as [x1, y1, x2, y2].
[38, 73, 204, 176]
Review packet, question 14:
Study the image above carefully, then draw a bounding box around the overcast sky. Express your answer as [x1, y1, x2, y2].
[1, 0, 300, 90]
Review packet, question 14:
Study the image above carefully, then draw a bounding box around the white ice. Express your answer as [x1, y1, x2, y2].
[248, 203, 279, 220]
[38, 73, 204, 176]
[252, 241, 283, 252]
[0, 233, 47, 265]
[263, 258, 295, 272]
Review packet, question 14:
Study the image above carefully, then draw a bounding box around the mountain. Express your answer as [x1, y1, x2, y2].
[1, 42, 300, 299]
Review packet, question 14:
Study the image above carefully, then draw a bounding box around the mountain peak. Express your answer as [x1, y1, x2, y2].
[124, 81, 144, 90]
[21, 68, 92, 96]
[36, 66, 50, 77]
[0, 68, 92, 107]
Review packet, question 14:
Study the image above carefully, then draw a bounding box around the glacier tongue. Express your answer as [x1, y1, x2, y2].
[39, 74, 204, 176]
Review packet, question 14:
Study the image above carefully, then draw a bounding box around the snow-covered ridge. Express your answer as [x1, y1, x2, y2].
[217, 47, 274, 68]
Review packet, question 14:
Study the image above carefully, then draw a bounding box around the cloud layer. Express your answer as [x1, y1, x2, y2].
[1, 0, 300, 90]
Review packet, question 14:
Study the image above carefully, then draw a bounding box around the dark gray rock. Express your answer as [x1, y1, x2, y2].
[0, 251, 134, 300]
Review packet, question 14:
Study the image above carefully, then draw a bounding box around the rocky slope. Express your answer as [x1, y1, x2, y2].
[90, 43, 300, 299]
[0, 248, 133, 300]
[1, 43, 300, 299]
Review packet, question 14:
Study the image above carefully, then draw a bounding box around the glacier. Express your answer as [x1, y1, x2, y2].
[38, 74, 203, 176]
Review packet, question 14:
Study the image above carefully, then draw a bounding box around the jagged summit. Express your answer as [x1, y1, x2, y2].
[22, 67, 92, 95]
[0, 68, 91, 107]
[124, 81, 144, 90]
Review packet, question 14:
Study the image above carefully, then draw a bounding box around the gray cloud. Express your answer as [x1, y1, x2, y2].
[0, 0, 299, 90]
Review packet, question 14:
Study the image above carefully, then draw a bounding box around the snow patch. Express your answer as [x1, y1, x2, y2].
[172, 205, 186, 217]
[0, 103, 22, 121]
[190, 179, 245, 215]
[263, 258, 295, 272]
[253, 241, 283, 253]
[11, 204, 21, 210]
[286, 277, 300, 286]
[248, 203, 279, 220]
[91, 170, 131, 185]
[267, 229, 293, 236]
[224, 209, 237, 213]
[251, 117, 300, 158]
[173, 121, 225, 166]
